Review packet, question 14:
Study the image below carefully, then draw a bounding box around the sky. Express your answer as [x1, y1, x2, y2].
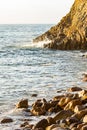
[0, 0, 74, 24]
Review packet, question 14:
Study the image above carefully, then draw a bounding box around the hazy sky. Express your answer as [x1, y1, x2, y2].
[0, 0, 74, 24]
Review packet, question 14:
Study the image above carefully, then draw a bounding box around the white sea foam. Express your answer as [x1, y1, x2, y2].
[12, 40, 51, 49]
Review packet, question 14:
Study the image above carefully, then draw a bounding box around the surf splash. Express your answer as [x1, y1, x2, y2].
[8, 40, 52, 49]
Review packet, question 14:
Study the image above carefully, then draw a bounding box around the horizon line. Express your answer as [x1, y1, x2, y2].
[0, 23, 55, 25]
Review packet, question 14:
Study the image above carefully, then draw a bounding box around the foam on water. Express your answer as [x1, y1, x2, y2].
[8, 40, 51, 49]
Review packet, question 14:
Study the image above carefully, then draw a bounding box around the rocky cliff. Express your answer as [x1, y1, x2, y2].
[33, 0, 87, 50]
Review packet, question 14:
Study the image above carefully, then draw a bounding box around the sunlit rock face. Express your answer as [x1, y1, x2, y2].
[33, 0, 87, 50]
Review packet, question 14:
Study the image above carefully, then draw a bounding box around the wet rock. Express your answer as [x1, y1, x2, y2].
[74, 105, 85, 113]
[66, 117, 79, 125]
[49, 100, 59, 108]
[83, 115, 87, 123]
[31, 99, 47, 116]
[81, 94, 87, 104]
[71, 128, 79, 130]
[0, 117, 13, 123]
[64, 99, 82, 111]
[46, 124, 59, 130]
[58, 119, 68, 128]
[69, 122, 81, 129]
[47, 117, 55, 125]
[16, 99, 28, 108]
[20, 122, 29, 127]
[72, 108, 87, 120]
[53, 110, 74, 122]
[77, 123, 87, 129]
[48, 105, 62, 113]
[67, 87, 82, 92]
[31, 94, 38, 97]
[33, 119, 48, 130]
[79, 90, 87, 97]
[52, 128, 68, 130]
[83, 74, 87, 82]
[53, 95, 64, 101]
[81, 125, 87, 130]
[23, 124, 34, 129]
[58, 97, 73, 107]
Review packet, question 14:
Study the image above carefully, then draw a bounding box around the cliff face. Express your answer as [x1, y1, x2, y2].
[33, 0, 87, 50]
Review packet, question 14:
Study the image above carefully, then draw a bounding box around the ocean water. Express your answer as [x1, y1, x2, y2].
[0, 24, 87, 129]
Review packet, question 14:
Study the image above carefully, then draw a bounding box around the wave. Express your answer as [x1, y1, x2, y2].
[8, 40, 51, 49]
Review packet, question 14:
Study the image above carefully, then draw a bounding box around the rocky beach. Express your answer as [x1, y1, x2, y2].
[1, 83, 87, 130]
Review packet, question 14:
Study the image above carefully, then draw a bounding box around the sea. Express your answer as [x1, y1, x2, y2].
[0, 24, 87, 130]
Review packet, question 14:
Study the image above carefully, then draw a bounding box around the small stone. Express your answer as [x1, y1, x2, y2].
[31, 94, 38, 97]
[67, 87, 82, 92]
[0, 117, 13, 123]
[16, 99, 28, 108]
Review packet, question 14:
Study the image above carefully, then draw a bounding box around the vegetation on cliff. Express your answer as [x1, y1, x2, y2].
[33, 0, 87, 50]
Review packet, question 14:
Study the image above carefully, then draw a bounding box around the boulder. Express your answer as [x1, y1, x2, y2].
[58, 97, 73, 107]
[33, 119, 48, 130]
[72, 109, 87, 120]
[64, 99, 82, 111]
[31, 99, 48, 116]
[53, 110, 74, 122]
[46, 124, 59, 130]
[16, 99, 28, 108]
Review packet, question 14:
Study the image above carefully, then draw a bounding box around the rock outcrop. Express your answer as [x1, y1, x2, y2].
[33, 0, 87, 50]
